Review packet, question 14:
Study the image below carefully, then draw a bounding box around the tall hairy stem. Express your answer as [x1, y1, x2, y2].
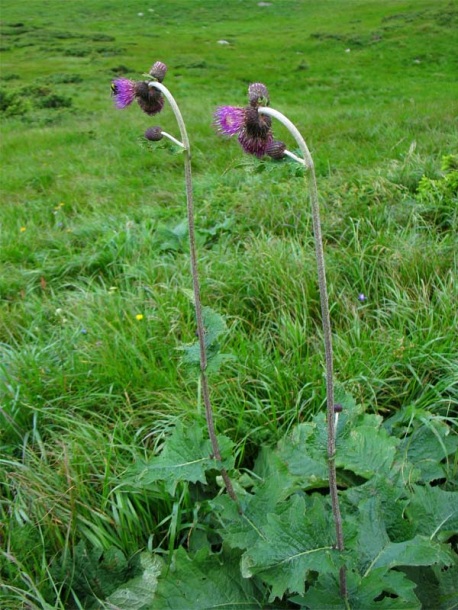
[149, 82, 238, 506]
[259, 106, 347, 598]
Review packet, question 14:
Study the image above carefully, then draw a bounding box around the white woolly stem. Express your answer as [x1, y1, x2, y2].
[160, 131, 186, 148]
[148, 82, 190, 149]
[259, 106, 314, 169]
[284, 149, 307, 166]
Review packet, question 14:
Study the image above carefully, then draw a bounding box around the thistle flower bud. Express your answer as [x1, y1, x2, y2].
[266, 139, 286, 160]
[149, 61, 168, 82]
[248, 82, 270, 107]
[145, 126, 163, 141]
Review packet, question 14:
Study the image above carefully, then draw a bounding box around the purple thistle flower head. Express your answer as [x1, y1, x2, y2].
[149, 61, 168, 82]
[248, 82, 270, 107]
[135, 81, 165, 116]
[145, 126, 163, 141]
[111, 78, 137, 109]
[214, 105, 246, 136]
[237, 106, 273, 158]
[214, 89, 273, 158]
[266, 139, 286, 160]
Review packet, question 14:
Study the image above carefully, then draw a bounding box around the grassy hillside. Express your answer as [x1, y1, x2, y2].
[1, 1, 457, 607]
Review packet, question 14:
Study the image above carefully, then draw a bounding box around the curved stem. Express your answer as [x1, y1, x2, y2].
[259, 106, 346, 597]
[149, 82, 190, 149]
[160, 130, 186, 148]
[284, 149, 306, 166]
[149, 82, 239, 507]
[259, 107, 314, 169]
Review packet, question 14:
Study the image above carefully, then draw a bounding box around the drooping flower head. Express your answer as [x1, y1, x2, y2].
[111, 61, 168, 116]
[135, 81, 165, 115]
[214, 82, 273, 158]
[237, 106, 273, 157]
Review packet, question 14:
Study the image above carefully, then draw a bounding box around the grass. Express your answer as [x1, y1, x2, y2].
[1, 0, 457, 607]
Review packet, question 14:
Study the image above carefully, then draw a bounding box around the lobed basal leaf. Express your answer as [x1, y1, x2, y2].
[121, 421, 235, 495]
[241, 494, 340, 601]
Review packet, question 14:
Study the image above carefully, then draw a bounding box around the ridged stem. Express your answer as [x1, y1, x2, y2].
[149, 82, 239, 506]
[259, 106, 346, 598]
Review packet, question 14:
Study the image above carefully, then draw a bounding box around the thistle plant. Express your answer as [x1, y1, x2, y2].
[215, 83, 347, 597]
[112, 62, 238, 506]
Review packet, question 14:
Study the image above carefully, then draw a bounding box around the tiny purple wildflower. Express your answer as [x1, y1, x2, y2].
[111, 78, 137, 109]
[358, 293, 366, 302]
[214, 106, 246, 136]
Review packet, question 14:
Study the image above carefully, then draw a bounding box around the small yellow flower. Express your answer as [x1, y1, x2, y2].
[135, 314, 144, 321]
[20, 226, 26, 232]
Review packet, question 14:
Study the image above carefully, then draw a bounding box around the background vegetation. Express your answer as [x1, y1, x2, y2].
[1, 0, 457, 607]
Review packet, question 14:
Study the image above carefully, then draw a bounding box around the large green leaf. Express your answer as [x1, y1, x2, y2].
[106, 553, 162, 610]
[401, 564, 458, 610]
[397, 419, 458, 483]
[354, 497, 454, 576]
[292, 567, 421, 609]
[336, 417, 399, 479]
[274, 397, 399, 485]
[406, 485, 458, 542]
[123, 422, 235, 495]
[150, 547, 267, 610]
[351, 497, 390, 572]
[211, 474, 294, 550]
[369, 535, 454, 573]
[276, 422, 329, 488]
[241, 494, 339, 600]
[344, 475, 414, 542]
[433, 562, 458, 609]
[276, 394, 399, 485]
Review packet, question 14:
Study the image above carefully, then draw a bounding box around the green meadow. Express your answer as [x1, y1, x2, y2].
[1, 0, 457, 608]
